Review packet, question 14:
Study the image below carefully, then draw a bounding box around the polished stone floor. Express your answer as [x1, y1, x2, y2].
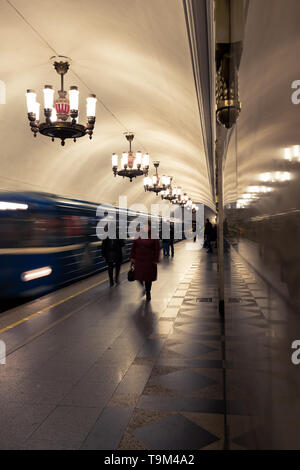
[0, 240, 298, 449]
[0, 241, 227, 450]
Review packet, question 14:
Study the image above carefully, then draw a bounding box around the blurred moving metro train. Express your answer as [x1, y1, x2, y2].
[0, 192, 182, 299]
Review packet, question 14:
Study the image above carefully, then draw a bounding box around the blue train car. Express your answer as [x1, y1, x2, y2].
[0, 192, 102, 298]
[0, 191, 182, 299]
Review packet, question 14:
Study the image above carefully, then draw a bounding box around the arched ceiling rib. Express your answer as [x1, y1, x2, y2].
[0, 0, 214, 210]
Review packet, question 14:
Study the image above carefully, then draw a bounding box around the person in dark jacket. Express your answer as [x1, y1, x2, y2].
[169, 223, 175, 257]
[102, 236, 125, 287]
[204, 218, 213, 253]
[130, 221, 160, 301]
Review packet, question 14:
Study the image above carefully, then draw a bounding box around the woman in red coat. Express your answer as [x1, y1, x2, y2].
[130, 222, 160, 301]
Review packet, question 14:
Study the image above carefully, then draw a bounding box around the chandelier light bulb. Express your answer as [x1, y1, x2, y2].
[259, 172, 271, 182]
[26, 90, 37, 114]
[34, 102, 40, 121]
[86, 94, 97, 117]
[247, 186, 259, 193]
[284, 148, 292, 161]
[136, 151, 142, 165]
[43, 85, 54, 110]
[142, 153, 150, 167]
[69, 86, 79, 111]
[293, 145, 300, 158]
[112, 153, 118, 167]
[121, 152, 128, 169]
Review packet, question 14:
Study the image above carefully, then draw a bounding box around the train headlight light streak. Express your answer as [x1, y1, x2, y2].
[21, 267, 52, 282]
[0, 202, 28, 210]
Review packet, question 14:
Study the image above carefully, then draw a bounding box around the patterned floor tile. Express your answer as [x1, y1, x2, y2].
[131, 414, 220, 450]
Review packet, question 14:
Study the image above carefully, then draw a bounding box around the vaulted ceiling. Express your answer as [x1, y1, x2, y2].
[0, 0, 215, 210]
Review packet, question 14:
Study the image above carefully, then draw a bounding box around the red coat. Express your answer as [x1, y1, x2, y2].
[131, 237, 160, 282]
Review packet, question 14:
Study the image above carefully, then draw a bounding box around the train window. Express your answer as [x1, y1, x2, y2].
[62, 214, 96, 245]
[0, 212, 62, 248]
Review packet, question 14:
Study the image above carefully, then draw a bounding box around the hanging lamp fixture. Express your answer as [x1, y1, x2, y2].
[144, 162, 171, 196]
[112, 133, 149, 182]
[26, 56, 97, 146]
[161, 180, 179, 202]
[171, 192, 191, 207]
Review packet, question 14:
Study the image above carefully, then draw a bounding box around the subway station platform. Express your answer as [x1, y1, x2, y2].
[0, 240, 298, 450]
[0, 241, 226, 450]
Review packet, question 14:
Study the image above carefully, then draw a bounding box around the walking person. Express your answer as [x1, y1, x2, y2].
[130, 221, 160, 301]
[204, 218, 213, 253]
[102, 235, 125, 287]
[169, 222, 175, 257]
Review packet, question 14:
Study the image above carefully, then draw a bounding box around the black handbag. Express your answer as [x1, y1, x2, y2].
[127, 263, 135, 282]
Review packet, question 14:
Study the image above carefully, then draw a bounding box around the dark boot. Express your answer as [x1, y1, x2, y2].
[145, 281, 152, 301]
[108, 263, 114, 286]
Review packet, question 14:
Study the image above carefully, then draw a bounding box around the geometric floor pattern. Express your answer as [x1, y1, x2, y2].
[1, 241, 297, 449]
[0, 242, 226, 450]
[117, 252, 226, 450]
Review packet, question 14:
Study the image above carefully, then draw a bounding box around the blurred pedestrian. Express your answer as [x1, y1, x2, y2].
[130, 221, 160, 301]
[204, 218, 213, 253]
[169, 222, 175, 257]
[102, 235, 125, 287]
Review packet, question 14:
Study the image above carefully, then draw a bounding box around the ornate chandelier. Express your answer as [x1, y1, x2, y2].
[144, 162, 171, 196]
[112, 133, 149, 182]
[26, 56, 97, 146]
[172, 192, 192, 208]
[161, 181, 179, 202]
